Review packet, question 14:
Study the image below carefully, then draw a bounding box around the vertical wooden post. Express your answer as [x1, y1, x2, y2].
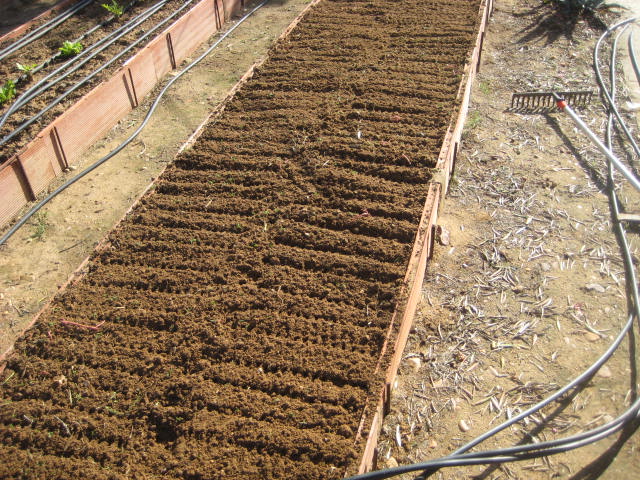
[214, 0, 222, 29]
[166, 33, 177, 69]
[125, 68, 139, 108]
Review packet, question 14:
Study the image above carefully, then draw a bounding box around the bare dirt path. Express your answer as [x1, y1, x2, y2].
[379, 1, 640, 479]
[0, 0, 313, 356]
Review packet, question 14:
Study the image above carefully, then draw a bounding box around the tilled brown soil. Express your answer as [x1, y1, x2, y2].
[0, 0, 480, 478]
[0, 0, 202, 163]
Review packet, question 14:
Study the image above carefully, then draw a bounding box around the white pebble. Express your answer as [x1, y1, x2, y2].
[458, 419, 471, 432]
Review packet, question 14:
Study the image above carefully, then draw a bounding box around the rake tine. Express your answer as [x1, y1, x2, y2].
[509, 90, 594, 112]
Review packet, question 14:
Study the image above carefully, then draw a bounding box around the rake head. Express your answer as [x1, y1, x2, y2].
[510, 90, 594, 112]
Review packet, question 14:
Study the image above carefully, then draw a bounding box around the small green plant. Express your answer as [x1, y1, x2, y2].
[16, 62, 38, 76]
[30, 211, 49, 241]
[101, 0, 124, 16]
[58, 40, 83, 58]
[478, 80, 491, 95]
[104, 405, 123, 416]
[0, 80, 16, 106]
[466, 110, 482, 130]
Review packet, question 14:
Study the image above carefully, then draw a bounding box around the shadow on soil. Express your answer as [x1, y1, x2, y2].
[568, 329, 639, 479]
[472, 328, 638, 480]
[544, 115, 609, 191]
[471, 385, 587, 480]
[514, 2, 613, 45]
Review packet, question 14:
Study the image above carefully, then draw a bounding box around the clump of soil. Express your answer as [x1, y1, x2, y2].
[0, 0, 481, 477]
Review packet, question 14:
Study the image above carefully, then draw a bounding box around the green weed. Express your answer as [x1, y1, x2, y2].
[104, 406, 123, 416]
[30, 211, 49, 241]
[465, 110, 482, 130]
[0, 80, 16, 106]
[101, 0, 124, 16]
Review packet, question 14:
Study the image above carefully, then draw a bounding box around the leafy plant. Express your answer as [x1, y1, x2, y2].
[0, 80, 16, 106]
[101, 0, 124, 16]
[58, 40, 83, 58]
[16, 62, 38, 76]
[30, 211, 49, 241]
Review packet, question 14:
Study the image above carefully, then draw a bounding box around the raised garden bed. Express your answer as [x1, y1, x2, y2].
[0, 0, 489, 477]
[0, 0, 243, 227]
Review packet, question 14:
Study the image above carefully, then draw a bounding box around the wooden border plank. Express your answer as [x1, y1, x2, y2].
[355, 183, 440, 474]
[433, 0, 492, 197]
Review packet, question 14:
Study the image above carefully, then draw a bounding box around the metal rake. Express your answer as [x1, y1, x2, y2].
[510, 90, 594, 111]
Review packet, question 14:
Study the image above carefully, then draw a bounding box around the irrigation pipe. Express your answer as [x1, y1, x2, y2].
[345, 18, 640, 480]
[6, 0, 145, 88]
[344, 400, 640, 479]
[0, 0, 189, 142]
[0, 0, 94, 62]
[554, 97, 640, 191]
[594, 17, 640, 160]
[630, 31, 640, 87]
[0, 0, 271, 246]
